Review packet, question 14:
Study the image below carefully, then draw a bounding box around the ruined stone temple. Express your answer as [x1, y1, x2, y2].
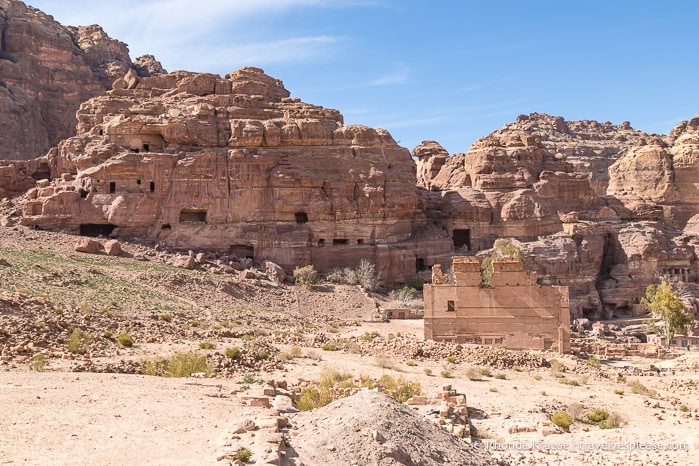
[424, 257, 571, 353]
[18, 67, 453, 283]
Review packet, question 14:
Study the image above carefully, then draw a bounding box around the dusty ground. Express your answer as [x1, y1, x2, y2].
[2, 225, 699, 465]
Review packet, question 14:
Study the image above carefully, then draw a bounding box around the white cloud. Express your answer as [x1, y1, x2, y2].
[29, 0, 361, 71]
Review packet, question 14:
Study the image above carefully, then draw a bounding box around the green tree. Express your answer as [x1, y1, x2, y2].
[641, 280, 695, 346]
[481, 240, 526, 286]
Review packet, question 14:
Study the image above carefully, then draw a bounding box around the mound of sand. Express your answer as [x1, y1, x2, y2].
[288, 390, 497, 465]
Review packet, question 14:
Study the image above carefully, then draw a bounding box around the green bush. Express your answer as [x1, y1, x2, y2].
[141, 351, 212, 377]
[117, 332, 134, 347]
[321, 343, 338, 351]
[379, 374, 422, 403]
[67, 329, 93, 354]
[551, 411, 573, 432]
[232, 448, 252, 462]
[225, 346, 241, 360]
[293, 265, 319, 285]
[587, 408, 609, 423]
[30, 353, 47, 372]
[389, 286, 418, 304]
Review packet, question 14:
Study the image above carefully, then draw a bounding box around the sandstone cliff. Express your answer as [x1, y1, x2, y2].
[19, 67, 452, 283]
[0, 0, 165, 161]
[416, 113, 699, 321]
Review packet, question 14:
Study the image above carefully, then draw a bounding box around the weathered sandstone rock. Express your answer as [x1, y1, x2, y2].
[0, 0, 165, 161]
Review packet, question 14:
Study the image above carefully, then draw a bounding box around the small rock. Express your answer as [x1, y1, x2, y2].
[103, 239, 122, 256]
[74, 238, 101, 254]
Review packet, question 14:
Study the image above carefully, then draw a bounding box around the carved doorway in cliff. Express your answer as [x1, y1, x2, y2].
[452, 229, 471, 251]
[79, 223, 117, 237]
[30, 163, 51, 182]
[229, 244, 254, 260]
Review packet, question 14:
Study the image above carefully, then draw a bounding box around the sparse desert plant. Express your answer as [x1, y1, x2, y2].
[567, 403, 584, 420]
[489, 387, 498, 393]
[306, 350, 322, 361]
[599, 412, 624, 429]
[423, 368, 433, 376]
[379, 374, 422, 403]
[512, 365, 523, 372]
[297, 387, 333, 411]
[406, 360, 417, 367]
[360, 331, 380, 341]
[199, 341, 215, 350]
[586, 408, 609, 423]
[629, 379, 654, 396]
[440, 369, 453, 378]
[225, 346, 241, 360]
[293, 265, 319, 286]
[142, 351, 212, 377]
[30, 353, 47, 372]
[680, 404, 690, 412]
[389, 286, 418, 304]
[540, 390, 547, 396]
[551, 411, 573, 432]
[159, 313, 172, 322]
[447, 355, 457, 364]
[288, 345, 302, 358]
[256, 351, 269, 361]
[232, 448, 252, 462]
[533, 374, 542, 381]
[407, 278, 424, 291]
[355, 259, 377, 290]
[321, 343, 338, 351]
[375, 356, 396, 370]
[328, 326, 340, 334]
[584, 357, 601, 368]
[495, 373, 507, 380]
[614, 389, 625, 395]
[342, 267, 359, 285]
[617, 375, 627, 383]
[117, 332, 134, 347]
[479, 367, 493, 377]
[67, 329, 93, 354]
[558, 377, 580, 386]
[466, 367, 482, 381]
[326, 268, 344, 284]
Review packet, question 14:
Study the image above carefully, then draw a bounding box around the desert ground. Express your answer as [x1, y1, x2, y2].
[2, 226, 699, 466]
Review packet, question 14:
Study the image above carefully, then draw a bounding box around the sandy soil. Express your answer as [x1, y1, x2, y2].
[0, 372, 244, 465]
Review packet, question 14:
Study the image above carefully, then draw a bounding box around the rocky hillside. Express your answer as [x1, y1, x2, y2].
[416, 112, 699, 321]
[0, 0, 165, 161]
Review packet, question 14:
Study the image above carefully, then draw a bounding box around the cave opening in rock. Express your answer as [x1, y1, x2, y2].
[295, 212, 309, 224]
[416, 257, 427, 272]
[179, 209, 207, 223]
[30, 163, 51, 182]
[452, 229, 471, 251]
[79, 224, 117, 237]
[333, 239, 349, 245]
[229, 244, 254, 260]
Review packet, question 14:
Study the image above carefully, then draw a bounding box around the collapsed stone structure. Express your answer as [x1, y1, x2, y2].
[19, 67, 452, 282]
[424, 256, 571, 353]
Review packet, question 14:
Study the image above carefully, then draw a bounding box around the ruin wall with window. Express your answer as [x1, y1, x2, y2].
[424, 256, 571, 353]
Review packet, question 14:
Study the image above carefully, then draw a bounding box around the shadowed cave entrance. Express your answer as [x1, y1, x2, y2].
[79, 224, 117, 237]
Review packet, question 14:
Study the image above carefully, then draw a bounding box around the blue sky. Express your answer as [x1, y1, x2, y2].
[30, 0, 699, 154]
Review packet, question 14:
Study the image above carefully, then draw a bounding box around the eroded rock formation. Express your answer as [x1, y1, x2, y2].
[20, 67, 452, 283]
[0, 0, 165, 161]
[417, 112, 699, 320]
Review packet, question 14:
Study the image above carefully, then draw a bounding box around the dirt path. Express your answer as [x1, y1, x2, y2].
[0, 372, 240, 465]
